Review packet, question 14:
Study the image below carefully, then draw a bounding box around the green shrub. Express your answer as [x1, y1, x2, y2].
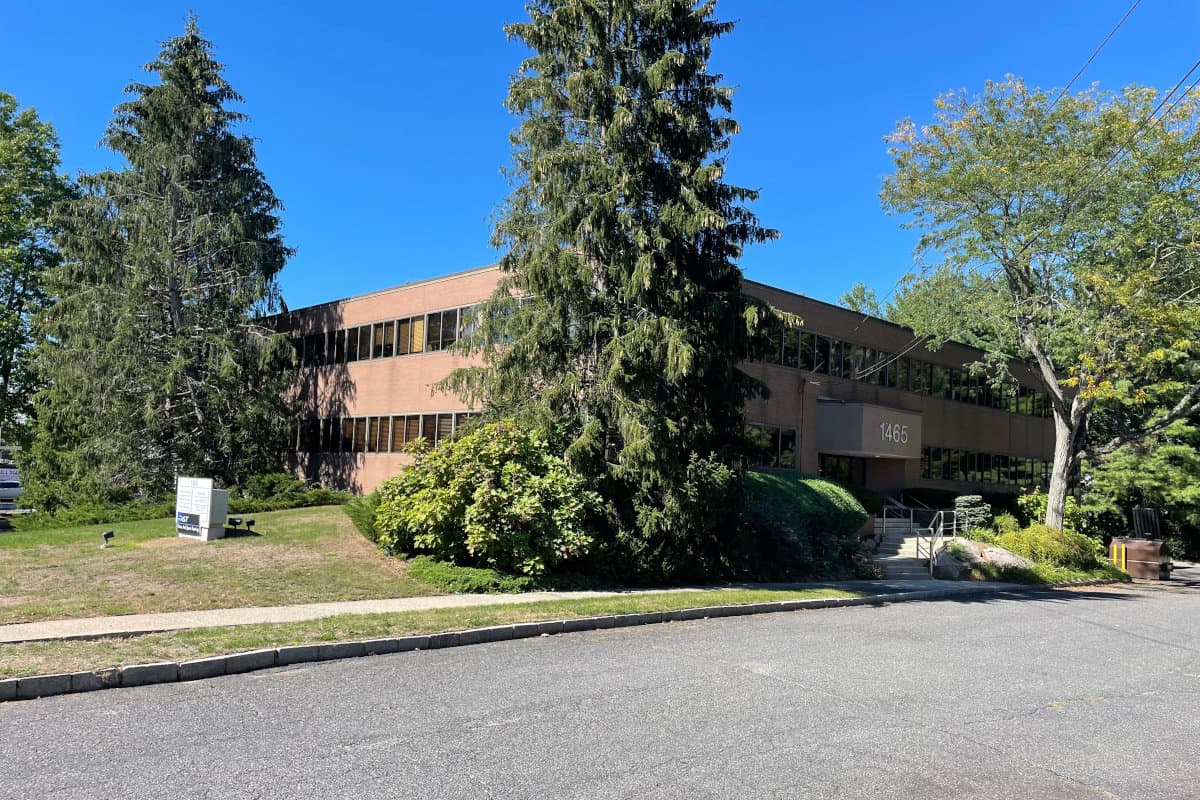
[993, 512, 1021, 535]
[241, 472, 308, 501]
[405, 555, 536, 593]
[12, 485, 350, 531]
[1016, 491, 1085, 534]
[997, 524, 1104, 569]
[344, 492, 381, 543]
[741, 471, 868, 579]
[955, 495, 993, 534]
[968, 528, 1000, 545]
[374, 423, 600, 577]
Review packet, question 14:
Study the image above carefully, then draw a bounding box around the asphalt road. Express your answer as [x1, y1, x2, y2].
[4, 572, 1199, 800]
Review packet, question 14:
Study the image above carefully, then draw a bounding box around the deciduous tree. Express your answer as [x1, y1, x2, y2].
[882, 78, 1200, 530]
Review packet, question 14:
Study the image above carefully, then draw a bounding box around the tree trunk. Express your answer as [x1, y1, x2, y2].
[1044, 396, 1085, 530]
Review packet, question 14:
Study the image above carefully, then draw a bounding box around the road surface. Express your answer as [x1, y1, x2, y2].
[3, 571, 1198, 799]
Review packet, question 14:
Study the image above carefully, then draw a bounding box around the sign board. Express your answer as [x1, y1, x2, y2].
[814, 400, 923, 459]
[176, 476, 229, 541]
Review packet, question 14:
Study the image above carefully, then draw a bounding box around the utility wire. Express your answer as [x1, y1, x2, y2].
[1050, 0, 1143, 112]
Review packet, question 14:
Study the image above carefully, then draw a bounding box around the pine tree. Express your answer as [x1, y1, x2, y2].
[25, 16, 294, 507]
[451, 0, 778, 579]
[0, 93, 70, 444]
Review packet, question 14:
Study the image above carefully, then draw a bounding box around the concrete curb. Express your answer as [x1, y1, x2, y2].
[0, 580, 1120, 702]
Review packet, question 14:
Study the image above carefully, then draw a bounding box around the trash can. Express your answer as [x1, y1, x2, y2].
[1110, 537, 1171, 580]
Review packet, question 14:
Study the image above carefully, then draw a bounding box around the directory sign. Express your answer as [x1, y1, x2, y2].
[175, 476, 229, 541]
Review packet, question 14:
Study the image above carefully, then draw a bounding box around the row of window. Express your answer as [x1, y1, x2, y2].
[747, 423, 798, 469]
[752, 328, 1053, 418]
[921, 446, 1050, 488]
[292, 305, 479, 367]
[294, 412, 480, 453]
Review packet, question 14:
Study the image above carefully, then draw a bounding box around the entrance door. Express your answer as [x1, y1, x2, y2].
[818, 453, 866, 487]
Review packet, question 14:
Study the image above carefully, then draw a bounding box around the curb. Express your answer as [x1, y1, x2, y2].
[0, 581, 1120, 703]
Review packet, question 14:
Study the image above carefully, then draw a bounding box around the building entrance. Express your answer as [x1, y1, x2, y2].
[818, 454, 866, 487]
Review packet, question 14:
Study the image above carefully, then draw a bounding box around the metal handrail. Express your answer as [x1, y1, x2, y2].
[916, 509, 961, 576]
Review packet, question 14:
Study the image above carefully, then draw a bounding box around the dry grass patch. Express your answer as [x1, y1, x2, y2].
[0, 506, 439, 624]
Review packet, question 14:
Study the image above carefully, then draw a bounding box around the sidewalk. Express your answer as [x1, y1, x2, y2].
[0, 578, 1015, 644]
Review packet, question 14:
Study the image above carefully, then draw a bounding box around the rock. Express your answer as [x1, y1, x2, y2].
[934, 539, 1032, 581]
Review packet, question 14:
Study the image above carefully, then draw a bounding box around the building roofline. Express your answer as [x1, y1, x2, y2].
[279, 263, 501, 317]
[743, 277, 1004, 363]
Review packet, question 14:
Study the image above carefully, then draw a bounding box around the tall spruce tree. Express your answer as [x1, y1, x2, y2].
[0, 93, 70, 445]
[450, 0, 778, 579]
[26, 17, 293, 507]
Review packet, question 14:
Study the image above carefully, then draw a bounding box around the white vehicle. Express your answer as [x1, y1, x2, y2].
[0, 460, 21, 505]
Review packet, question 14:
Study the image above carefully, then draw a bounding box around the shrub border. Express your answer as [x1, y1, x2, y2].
[0, 580, 1120, 703]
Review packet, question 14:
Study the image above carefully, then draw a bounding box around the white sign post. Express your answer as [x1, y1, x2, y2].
[175, 476, 229, 541]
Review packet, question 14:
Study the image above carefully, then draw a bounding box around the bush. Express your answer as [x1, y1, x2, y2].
[405, 555, 536, 593]
[12, 480, 350, 530]
[1016, 491, 1085, 534]
[374, 423, 600, 577]
[993, 512, 1021, 535]
[241, 472, 308, 501]
[344, 492, 381, 543]
[997, 524, 1105, 569]
[955, 495, 993, 534]
[741, 471, 869, 579]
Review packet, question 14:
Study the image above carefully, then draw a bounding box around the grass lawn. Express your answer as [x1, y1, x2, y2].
[0, 587, 862, 679]
[0, 506, 439, 624]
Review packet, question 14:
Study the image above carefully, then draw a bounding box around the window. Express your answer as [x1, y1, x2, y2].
[352, 418, 367, 452]
[372, 322, 394, 359]
[746, 422, 798, 469]
[893, 356, 909, 391]
[367, 417, 381, 452]
[409, 316, 426, 353]
[340, 418, 354, 451]
[818, 454, 865, 486]
[390, 416, 407, 451]
[910, 361, 930, 395]
[426, 312, 443, 352]
[405, 415, 421, 443]
[346, 327, 359, 362]
[459, 306, 477, 339]
[783, 328, 800, 369]
[798, 332, 814, 371]
[435, 413, 454, 444]
[396, 319, 411, 355]
[357, 327, 372, 361]
[333, 330, 346, 364]
[931, 365, 950, 398]
[301, 418, 320, 451]
[320, 418, 335, 452]
[439, 309, 458, 350]
[813, 336, 831, 375]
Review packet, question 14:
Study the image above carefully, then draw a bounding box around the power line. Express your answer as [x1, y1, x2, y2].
[1050, 0, 1143, 112]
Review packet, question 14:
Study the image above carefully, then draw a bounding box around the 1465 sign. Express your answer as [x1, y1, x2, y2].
[879, 422, 910, 445]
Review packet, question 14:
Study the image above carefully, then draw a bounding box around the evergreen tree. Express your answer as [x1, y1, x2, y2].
[0, 93, 70, 444]
[25, 17, 293, 507]
[450, 0, 778, 579]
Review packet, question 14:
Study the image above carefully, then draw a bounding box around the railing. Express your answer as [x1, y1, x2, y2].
[915, 509, 962, 576]
[877, 504, 914, 548]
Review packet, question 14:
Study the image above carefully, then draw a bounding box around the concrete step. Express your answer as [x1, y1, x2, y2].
[872, 554, 933, 580]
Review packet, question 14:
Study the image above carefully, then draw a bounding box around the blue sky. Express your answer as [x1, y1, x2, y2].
[3, 1, 1197, 310]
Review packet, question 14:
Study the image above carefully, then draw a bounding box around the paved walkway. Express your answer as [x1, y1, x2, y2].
[0, 579, 1018, 644]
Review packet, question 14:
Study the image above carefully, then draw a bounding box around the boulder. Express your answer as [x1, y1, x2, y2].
[934, 539, 1032, 581]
